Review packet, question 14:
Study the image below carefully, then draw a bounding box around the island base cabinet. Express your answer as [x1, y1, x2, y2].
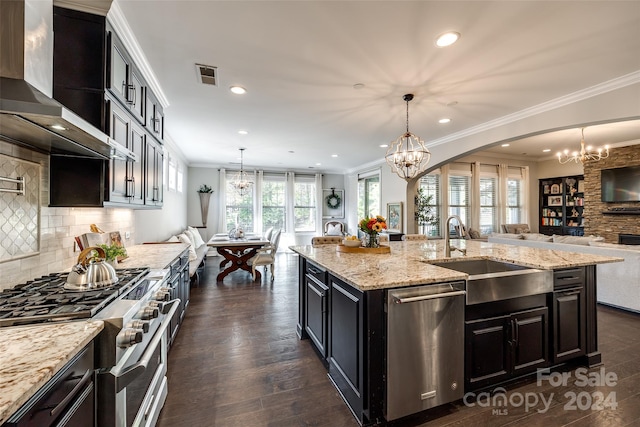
[466, 307, 548, 391]
[551, 268, 587, 364]
[328, 277, 365, 424]
[305, 277, 329, 358]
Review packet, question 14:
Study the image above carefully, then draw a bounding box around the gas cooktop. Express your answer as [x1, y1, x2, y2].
[0, 267, 149, 327]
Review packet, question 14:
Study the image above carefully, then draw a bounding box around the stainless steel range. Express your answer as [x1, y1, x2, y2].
[0, 267, 178, 427]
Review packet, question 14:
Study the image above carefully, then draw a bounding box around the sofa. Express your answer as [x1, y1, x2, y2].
[488, 233, 640, 313]
[166, 227, 208, 285]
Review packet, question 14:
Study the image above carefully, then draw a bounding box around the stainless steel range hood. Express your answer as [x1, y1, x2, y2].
[0, 0, 135, 161]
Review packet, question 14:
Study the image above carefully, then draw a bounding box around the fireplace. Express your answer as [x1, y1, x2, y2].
[619, 234, 640, 245]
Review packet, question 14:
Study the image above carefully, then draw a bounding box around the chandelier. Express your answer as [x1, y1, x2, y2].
[385, 94, 431, 180]
[557, 127, 610, 164]
[231, 148, 253, 195]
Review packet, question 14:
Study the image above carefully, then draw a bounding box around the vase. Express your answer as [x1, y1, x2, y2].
[199, 192, 212, 226]
[364, 233, 380, 248]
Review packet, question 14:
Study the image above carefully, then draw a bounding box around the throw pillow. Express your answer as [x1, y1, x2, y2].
[552, 235, 603, 246]
[489, 233, 524, 240]
[326, 223, 342, 236]
[515, 227, 531, 234]
[187, 226, 206, 247]
[177, 233, 197, 261]
[468, 228, 481, 239]
[166, 235, 180, 243]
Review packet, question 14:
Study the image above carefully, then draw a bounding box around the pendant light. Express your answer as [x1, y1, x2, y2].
[231, 148, 253, 195]
[385, 94, 431, 180]
[557, 127, 610, 164]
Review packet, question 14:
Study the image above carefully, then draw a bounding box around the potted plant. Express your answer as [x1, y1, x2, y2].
[198, 184, 213, 226]
[415, 187, 438, 235]
[99, 244, 127, 266]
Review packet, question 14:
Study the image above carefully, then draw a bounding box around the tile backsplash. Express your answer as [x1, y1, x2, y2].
[0, 140, 135, 290]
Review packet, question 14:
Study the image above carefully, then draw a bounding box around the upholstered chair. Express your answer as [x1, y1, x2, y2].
[404, 234, 428, 241]
[324, 221, 345, 236]
[311, 236, 342, 246]
[249, 229, 282, 281]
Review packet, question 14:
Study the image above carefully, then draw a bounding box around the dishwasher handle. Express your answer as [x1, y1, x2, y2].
[394, 290, 466, 304]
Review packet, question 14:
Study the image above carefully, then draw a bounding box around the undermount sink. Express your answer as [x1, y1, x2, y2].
[430, 258, 553, 305]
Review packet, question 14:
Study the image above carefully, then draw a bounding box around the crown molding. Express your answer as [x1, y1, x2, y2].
[54, 0, 112, 16]
[427, 70, 640, 149]
[107, 1, 170, 108]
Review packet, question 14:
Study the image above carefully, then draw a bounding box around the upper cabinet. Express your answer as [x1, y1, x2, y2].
[50, 6, 165, 208]
[107, 30, 146, 125]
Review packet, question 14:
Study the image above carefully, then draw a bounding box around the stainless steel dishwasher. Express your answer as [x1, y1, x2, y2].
[386, 282, 466, 421]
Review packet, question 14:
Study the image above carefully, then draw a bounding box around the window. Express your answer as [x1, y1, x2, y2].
[358, 173, 380, 219]
[506, 175, 524, 224]
[479, 176, 498, 234]
[262, 175, 286, 231]
[294, 177, 316, 232]
[419, 173, 441, 237]
[448, 174, 470, 235]
[225, 173, 254, 232]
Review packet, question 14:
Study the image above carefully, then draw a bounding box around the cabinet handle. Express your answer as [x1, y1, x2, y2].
[126, 84, 136, 105]
[511, 319, 518, 345]
[50, 368, 93, 418]
[131, 176, 136, 198]
[153, 117, 160, 133]
[307, 266, 323, 275]
[560, 290, 581, 296]
[557, 276, 579, 281]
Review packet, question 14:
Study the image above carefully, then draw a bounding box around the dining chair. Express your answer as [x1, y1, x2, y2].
[404, 234, 427, 241]
[264, 226, 274, 241]
[311, 236, 342, 246]
[249, 229, 282, 281]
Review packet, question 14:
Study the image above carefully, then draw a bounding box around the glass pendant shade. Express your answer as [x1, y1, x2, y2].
[231, 148, 253, 195]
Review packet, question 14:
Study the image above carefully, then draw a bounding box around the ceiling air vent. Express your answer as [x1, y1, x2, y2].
[196, 64, 218, 86]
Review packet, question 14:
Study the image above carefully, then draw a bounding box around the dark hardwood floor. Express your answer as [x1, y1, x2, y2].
[157, 253, 640, 427]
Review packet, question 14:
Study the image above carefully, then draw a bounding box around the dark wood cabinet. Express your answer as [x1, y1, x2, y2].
[50, 7, 165, 209]
[145, 139, 164, 206]
[107, 29, 146, 125]
[146, 90, 164, 143]
[304, 262, 329, 358]
[539, 175, 585, 236]
[551, 268, 586, 363]
[106, 96, 144, 206]
[328, 276, 365, 423]
[466, 306, 548, 390]
[465, 315, 511, 390]
[167, 250, 190, 349]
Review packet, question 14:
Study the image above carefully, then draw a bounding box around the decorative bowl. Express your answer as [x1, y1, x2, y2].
[342, 239, 362, 248]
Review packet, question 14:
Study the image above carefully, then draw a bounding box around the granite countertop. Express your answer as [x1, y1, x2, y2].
[0, 320, 104, 424]
[116, 243, 190, 270]
[290, 239, 623, 291]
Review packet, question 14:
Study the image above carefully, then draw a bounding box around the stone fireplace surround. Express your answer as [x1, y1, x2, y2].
[583, 144, 640, 243]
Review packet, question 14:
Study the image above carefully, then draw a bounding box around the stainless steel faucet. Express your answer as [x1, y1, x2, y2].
[444, 215, 467, 257]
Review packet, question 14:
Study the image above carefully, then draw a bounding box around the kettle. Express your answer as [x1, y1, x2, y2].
[65, 246, 119, 290]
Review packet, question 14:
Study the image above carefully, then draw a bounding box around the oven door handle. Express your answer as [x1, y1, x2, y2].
[114, 299, 179, 392]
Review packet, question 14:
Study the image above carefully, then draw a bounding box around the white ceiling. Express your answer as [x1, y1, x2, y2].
[115, 0, 640, 173]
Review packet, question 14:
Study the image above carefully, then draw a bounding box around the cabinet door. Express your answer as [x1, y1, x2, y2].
[511, 307, 548, 376]
[130, 66, 146, 124]
[145, 140, 163, 206]
[305, 276, 328, 357]
[129, 122, 145, 205]
[553, 288, 586, 363]
[108, 32, 129, 105]
[329, 277, 364, 422]
[167, 273, 181, 348]
[146, 90, 164, 142]
[465, 315, 511, 390]
[108, 100, 130, 203]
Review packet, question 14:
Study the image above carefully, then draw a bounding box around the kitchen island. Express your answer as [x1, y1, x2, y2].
[290, 239, 621, 425]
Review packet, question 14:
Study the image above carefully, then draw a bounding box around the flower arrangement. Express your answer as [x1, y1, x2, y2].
[358, 215, 387, 247]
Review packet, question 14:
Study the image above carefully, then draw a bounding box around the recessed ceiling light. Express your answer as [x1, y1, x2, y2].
[353, 83, 365, 89]
[435, 32, 460, 47]
[288, 150, 295, 153]
[543, 149, 551, 153]
[501, 143, 510, 147]
[331, 154, 338, 158]
[230, 86, 246, 94]
[379, 144, 389, 148]
[51, 124, 66, 131]
[316, 163, 321, 166]
[238, 130, 248, 135]
[438, 118, 451, 124]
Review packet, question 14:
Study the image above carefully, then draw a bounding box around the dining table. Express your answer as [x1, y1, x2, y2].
[207, 234, 271, 282]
